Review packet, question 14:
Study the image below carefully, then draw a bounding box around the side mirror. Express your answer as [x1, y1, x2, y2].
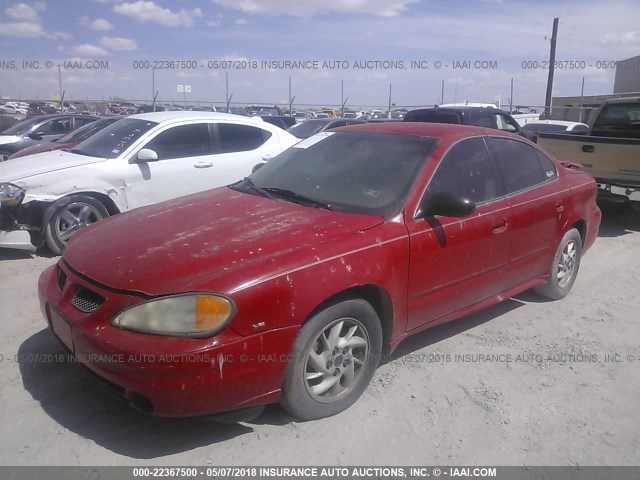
[29, 132, 44, 140]
[135, 148, 158, 162]
[417, 191, 476, 219]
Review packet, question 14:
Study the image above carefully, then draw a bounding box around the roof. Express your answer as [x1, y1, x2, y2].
[130, 110, 265, 124]
[334, 121, 517, 142]
[603, 96, 640, 105]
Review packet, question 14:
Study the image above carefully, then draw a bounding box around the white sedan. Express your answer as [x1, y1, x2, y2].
[0, 111, 299, 253]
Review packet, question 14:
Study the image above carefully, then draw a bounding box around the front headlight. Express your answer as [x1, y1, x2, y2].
[0, 183, 26, 207]
[111, 294, 235, 337]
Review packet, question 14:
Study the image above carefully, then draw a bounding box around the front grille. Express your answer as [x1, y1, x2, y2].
[71, 286, 104, 313]
[56, 267, 67, 291]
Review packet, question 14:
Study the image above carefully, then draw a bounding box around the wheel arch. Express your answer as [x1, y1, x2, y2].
[302, 284, 395, 352]
[42, 191, 121, 227]
[569, 219, 586, 246]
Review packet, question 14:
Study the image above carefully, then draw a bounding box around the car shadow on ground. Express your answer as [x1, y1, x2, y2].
[0, 248, 54, 260]
[387, 298, 525, 362]
[597, 202, 640, 237]
[19, 329, 253, 458]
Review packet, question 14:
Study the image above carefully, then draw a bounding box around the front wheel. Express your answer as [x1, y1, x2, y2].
[280, 299, 382, 420]
[534, 228, 582, 300]
[43, 195, 109, 255]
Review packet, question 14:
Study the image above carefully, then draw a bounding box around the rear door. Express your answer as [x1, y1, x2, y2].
[406, 137, 511, 330]
[210, 122, 285, 183]
[486, 137, 566, 286]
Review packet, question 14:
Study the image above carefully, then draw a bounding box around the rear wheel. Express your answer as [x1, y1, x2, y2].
[534, 228, 582, 300]
[43, 195, 109, 255]
[281, 299, 382, 420]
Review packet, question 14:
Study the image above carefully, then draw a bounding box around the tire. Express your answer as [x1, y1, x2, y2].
[0, 150, 11, 161]
[280, 299, 382, 421]
[534, 228, 582, 300]
[43, 195, 109, 255]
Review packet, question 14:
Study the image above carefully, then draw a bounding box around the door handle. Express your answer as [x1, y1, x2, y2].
[555, 200, 565, 212]
[491, 218, 508, 233]
[581, 145, 594, 153]
[194, 162, 213, 168]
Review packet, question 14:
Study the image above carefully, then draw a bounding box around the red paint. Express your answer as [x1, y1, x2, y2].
[39, 123, 601, 417]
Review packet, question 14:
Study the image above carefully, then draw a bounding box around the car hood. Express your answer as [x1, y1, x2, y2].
[0, 135, 22, 145]
[0, 149, 104, 182]
[63, 187, 385, 296]
[10, 141, 77, 159]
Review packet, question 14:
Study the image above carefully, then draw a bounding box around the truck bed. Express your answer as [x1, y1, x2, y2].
[538, 132, 640, 188]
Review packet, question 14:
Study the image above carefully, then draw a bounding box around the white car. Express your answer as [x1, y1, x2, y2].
[521, 120, 590, 143]
[0, 111, 299, 253]
[0, 105, 27, 115]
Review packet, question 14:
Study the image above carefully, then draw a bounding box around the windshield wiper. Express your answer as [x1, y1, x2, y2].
[262, 187, 332, 210]
[238, 177, 275, 199]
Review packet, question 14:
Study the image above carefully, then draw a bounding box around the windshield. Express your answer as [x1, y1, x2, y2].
[71, 118, 157, 158]
[57, 117, 119, 143]
[288, 119, 333, 139]
[2, 116, 48, 135]
[240, 131, 437, 216]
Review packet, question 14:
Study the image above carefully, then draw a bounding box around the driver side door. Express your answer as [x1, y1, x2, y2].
[405, 137, 511, 331]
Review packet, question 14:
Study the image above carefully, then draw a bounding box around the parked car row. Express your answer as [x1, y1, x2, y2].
[29, 121, 601, 422]
[0, 114, 99, 161]
[0, 112, 298, 253]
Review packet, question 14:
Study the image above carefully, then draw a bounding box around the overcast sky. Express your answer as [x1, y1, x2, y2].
[0, 0, 639, 109]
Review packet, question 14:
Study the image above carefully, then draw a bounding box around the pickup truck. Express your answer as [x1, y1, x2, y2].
[538, 97, 640, 207]
[404, 105, 522, 134]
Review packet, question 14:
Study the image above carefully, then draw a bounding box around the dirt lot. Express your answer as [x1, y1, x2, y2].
[0, 204, 639, 466]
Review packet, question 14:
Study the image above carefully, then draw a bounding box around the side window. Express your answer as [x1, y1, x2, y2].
[467, 111, 494, 129]
[217, 123, 271, 153]
[487, 137, 554, 194]
[494, 114, 519, 133]
[144, 123, 210, 160]
[36, 118, 72, 135]
[426, 137, 500, 204]
[536, 150, 558, 181]
[74, 117, 97, 128]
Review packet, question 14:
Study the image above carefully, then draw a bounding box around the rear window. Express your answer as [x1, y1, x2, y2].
[404, 110, 461, 124]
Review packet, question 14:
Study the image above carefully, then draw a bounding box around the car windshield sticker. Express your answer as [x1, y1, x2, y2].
[293, 131, 335, 149]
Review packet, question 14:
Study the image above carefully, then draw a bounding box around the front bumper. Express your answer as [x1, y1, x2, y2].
[0, 201, 42, 251]
[0, 229, 36, 252]
[38, 261, 299, 417]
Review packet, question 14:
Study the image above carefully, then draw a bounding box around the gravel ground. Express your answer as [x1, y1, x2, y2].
[0, 204, 639, 466]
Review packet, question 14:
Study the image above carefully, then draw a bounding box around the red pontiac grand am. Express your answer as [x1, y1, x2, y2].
[38, 123, 601, 421]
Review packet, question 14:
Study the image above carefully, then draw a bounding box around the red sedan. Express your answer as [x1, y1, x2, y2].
[38, 123, 601, 420]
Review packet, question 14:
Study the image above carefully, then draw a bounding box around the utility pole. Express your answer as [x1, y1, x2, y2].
[440, 80, 444, 105]
[289, 76, 292, 115]
[152, 67, 155, 105]
[579, 76, 585, 123]
[544, 17, 559, 118]
[57, 65, 63, 111]
[388, 83, 392, 118]
[510, 77, 514, 113]
[341, 80, 345, 117]
[225, 72, 229, 112]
